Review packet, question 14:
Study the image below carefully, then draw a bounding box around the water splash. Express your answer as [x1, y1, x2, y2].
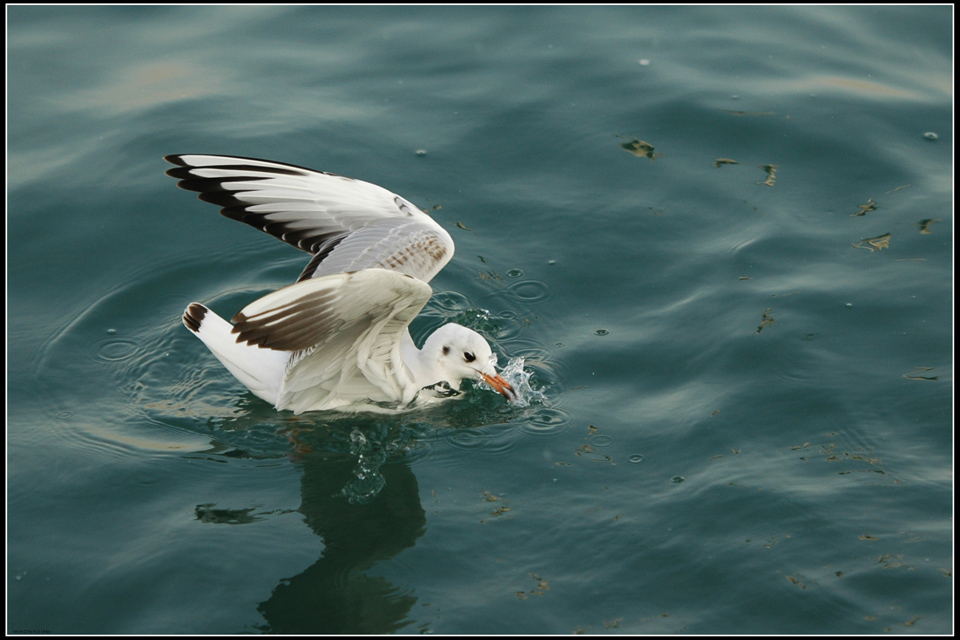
[341, 428, 387, 504]
[497, 357, 545, 408]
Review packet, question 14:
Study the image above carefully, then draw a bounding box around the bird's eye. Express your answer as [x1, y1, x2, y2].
[442, 346, 450, 356]
[463, 352, 476, 363]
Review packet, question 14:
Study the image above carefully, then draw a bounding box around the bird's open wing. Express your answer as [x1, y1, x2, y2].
[230, 269, 432, 413]
[165, 154, 454, 283]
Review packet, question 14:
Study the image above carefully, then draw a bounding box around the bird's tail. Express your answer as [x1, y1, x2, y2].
[182, 302, 290, 406]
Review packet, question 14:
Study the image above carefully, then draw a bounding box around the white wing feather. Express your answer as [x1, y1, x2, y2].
[165, 154, 454, 283]
[230, 269, 433, 413]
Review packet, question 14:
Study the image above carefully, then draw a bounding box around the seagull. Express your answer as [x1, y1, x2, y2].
[166, 154, 516, 414]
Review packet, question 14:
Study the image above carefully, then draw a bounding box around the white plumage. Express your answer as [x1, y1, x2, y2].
[168, 154, 515, 414]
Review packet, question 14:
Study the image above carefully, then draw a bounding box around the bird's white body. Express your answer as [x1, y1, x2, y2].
[168, 154, 515, 414]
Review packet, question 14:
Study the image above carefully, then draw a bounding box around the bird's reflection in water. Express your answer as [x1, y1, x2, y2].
[195, 394, 515, 633]
[257, 445, 426, 634]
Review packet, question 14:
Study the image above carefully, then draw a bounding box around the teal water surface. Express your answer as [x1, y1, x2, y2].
[8, 6, 953, 634]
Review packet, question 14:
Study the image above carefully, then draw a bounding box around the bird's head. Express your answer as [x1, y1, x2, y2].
[422, 324, 516, 402]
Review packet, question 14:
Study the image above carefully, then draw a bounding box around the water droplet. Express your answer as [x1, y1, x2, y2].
[415, 149, 428, 156]
[923, 132, 938, 141]
[106, 328, 117, 334]
[594, 329, 609, 336]
[506, 269, 524, 278]
[671, 476, 685, 483]
[547, 260, 556, 265]
[846, 303, 853, 308]
[554, 342, 564, 348]
[628, 454, 644, 463]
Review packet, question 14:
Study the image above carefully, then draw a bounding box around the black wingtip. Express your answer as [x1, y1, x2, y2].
[183, 303, 208, 333]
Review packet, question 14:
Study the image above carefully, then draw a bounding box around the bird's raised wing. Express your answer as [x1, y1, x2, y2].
[230, 268, 432, 414]
[165, 154, 454, 283]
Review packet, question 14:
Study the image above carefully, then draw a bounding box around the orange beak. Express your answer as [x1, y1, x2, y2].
[481, 372, 517, 402]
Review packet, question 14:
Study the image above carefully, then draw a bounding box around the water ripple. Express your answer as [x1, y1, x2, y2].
[96, 338, 139, 362]
[520, 406, 571, 435]
[505, 279, 551, 303]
